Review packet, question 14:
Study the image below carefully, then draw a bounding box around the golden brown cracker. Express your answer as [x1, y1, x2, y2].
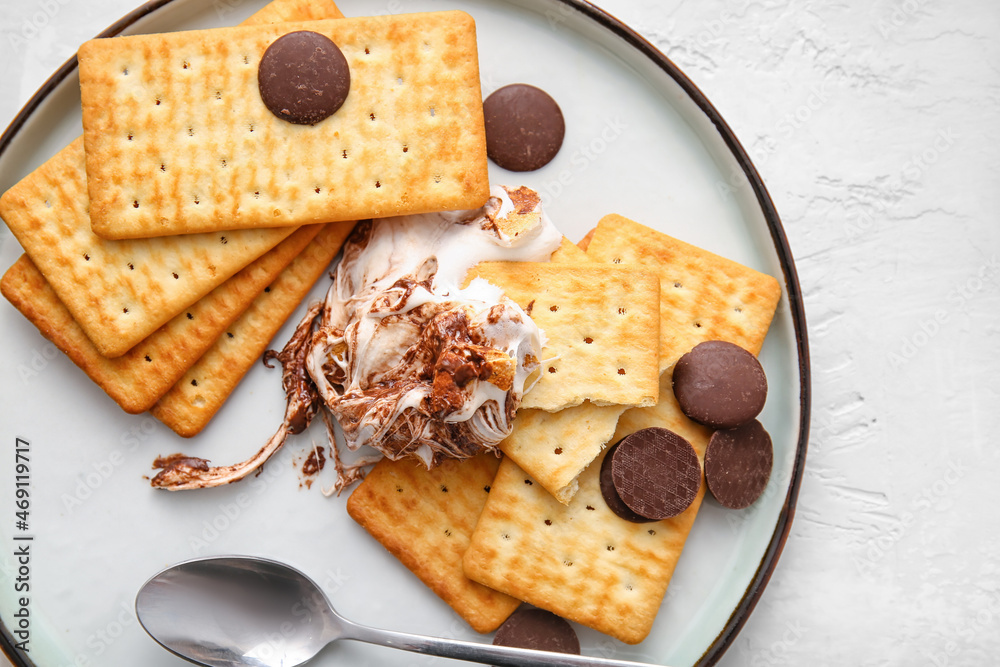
[0, 225, 320, 413]
[499, 403, 627, 504]
[0, 138, 296, 357]
[586, 214, 781, 367]
[0, 0, 349, 360]
[463, 450, 702, 645]
[78, 12, 489, 238]
[245, 0, 345, 23]
[464, 383, 712, 644]
[347, 453, 520, 633]
[151, 222, 354, 437]
[494, 235, 619, 505]
[550, 236, 589, 263]
[466, 263, 660, 411]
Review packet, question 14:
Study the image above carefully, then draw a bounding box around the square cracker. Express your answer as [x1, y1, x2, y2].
[495, 241, 625, 505]
[346, 453, 520, 634]
[0, 225, 321, 414]
[465, 263, 660, 412]
[77, 11, 489, 239]
[586, 214, 781, 368]
[151, 221, 354, 437]
[0, 138, 296, 357]
[0, 0, 348, 359]
[463, 386, 713, 645]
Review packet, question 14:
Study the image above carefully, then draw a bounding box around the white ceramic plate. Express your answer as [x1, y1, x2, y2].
[0, 1, 809, 665]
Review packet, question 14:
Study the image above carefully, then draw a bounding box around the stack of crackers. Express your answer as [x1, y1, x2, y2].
[348, 213, 781, 643]
[0, 1, 490, 437]
[1, 0, 784, 649]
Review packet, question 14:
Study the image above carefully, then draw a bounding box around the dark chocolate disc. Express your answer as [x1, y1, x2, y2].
[705, 420, 773, 509]
[493, 607, 580, 656]
[258, 31, 350, 125]
[610, 428, 701, 520]
[672, 340, 767, 429]
[483, 84, 564, 171]
[600, 442, 655, 523]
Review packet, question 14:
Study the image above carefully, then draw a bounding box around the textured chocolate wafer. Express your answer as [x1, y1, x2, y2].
[151, 222, 354, 437]
[599, 441, 654, 524]
[465, 263, 660, 411]
[586, 214, 781, 369]
[0, 226, 320, 413]
[346, 453, 520, 634]
[77, 11, 489, 239]
[610, 428, 700, 520]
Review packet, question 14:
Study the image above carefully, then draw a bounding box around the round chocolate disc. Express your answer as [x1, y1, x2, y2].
[705, 420, 773, 509]
[258, 31, 350, 125]
[483, 84, 565, 171]
[493, 607, 580, 656]
[672, 340, 767, 429]
[610, 428, 701, 520]
[600, 442, 655, 524]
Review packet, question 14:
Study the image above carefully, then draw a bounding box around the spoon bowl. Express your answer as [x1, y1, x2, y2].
[136, 555, 666, 667]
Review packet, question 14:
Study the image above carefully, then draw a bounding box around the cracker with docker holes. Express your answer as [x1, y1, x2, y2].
[0, 0, 348, 388]
[0, 138, 297, 358]
[77, 11, 489, 239]
[463, 387, 713, 645]
[151, 222, 354, 437]
[346, 453, 520, 633]
[464, 263, 660, 412]
[0, 225, 321, 414]
[494, 239, 628, 504]
[500, 403, 629, 505]
[463, 215, 781, 643]
[0, 0, 349, 358]
[587, 214, 781, 366]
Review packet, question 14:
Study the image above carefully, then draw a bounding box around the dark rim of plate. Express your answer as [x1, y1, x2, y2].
[0, 1, 810, 666]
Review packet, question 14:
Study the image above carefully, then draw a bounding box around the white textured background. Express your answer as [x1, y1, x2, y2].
[1, 1, 999, 666]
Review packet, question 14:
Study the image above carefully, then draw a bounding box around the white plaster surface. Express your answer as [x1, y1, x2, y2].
[1, 1, 998, 666]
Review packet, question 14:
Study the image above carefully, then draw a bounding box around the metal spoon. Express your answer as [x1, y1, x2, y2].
[135, 555, 664, 667]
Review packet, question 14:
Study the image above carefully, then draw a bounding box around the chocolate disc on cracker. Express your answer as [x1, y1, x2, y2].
[599, 442, 654, 523]
[705, 420, 773, 509]
[258, 30, 350, 125]
[483, 84, 564, 171]
[610, 428, 700, 520]
[493, 606, 580, 656]
[672, 340, 767, 429]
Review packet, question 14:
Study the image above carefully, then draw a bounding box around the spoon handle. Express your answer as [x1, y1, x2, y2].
[339, 619, 666, 667]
